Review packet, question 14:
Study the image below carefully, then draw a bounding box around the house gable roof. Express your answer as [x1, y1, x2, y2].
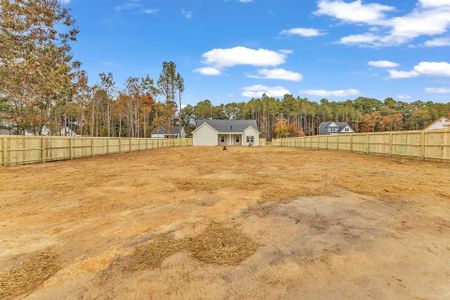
[319, 121, 352, 135]
[152, 126, 184, 135]
[196, 120, 259, 133]
[425, 116, 450, 130]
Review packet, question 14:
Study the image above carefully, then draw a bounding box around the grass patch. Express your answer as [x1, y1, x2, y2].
[0, 250, 60, 300]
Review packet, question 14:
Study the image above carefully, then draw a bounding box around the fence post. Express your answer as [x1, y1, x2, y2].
[444, 131, 449, 161]
[389, 132, 393, 156]
[421, 131, 426, 160]
[69, 137, 73, 159]
[366, 133, 370, 154]
[42, 137, 46, 163]
[129, 138, 132, 152]
[91, 138, 94, 157]
[350, 134, 354, 152]
[2, 137, 7, 166]
[106, 137, 109, 155]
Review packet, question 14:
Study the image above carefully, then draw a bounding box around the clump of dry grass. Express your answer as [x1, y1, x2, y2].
[175, 179, 230, 192]
[125, 223, 258, 271]
[185, 223, 258, 265]
[0, 250, 60, 300]
[126, 236, 183, 271]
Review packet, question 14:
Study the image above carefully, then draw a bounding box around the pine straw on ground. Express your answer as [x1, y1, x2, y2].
[0, 250, 60, 300]
[126, 223, 258, 271]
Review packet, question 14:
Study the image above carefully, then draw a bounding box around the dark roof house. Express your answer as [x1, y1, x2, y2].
[319, 121, 354, 135]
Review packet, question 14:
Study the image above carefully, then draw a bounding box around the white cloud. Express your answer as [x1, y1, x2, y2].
[239, 0, 254, 3]
[368, 60, 399, 68]
[248, 68, 303, 82]
[339, 33, 379, 45]
[419, 0, 450, 8]
[397, 95, 412, 99]
[322, 1, 450, 47]
[181, 9, 193, 19]
[423, 37, 450, 47]
[280, 27, 325, 37]
[300, 89, 360, 97]
[114, 1, 159, 14]
[389, 62, 450, 78]
[194, 67, 222, 76]
[425, 87, 450, 93]
[202, 46, 290, 69]
[315, 0, 394, 24]
[242, 85, 290, 98]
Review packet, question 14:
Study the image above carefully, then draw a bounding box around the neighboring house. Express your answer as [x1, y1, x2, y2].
[151, 126, 186, 139]
[319, 121, 354, 135]
[0, 128, 11, 135]
[60, 127, 77, 136]
[193, 120, 260, 146]
[25, 126, 51, 136]
[424, 116, 450, 130]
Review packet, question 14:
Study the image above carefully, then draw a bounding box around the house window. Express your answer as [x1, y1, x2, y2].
[246, 136, 255, 144]
[235, 136, 240, 143]
[329, 127, 338, 133]
[220, 136, 225, 143]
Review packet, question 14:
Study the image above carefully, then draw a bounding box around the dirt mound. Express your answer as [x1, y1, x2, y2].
[0, 250, 60, 300]
[125, 223, 258, 271]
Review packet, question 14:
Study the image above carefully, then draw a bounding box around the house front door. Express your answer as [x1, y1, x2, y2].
[233, 135, 242, 146]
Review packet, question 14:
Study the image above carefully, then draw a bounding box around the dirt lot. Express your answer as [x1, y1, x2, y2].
[0, 147, 449, 299]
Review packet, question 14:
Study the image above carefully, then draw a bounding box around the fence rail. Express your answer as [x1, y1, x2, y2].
[273, 129, 450, 161]
[0, 136, 193, 166]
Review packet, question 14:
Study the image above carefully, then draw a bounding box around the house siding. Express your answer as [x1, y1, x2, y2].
[193, 124, 218, 146]
[243, 127, 260, 146]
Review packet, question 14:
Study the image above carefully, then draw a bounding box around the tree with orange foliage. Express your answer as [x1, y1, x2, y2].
[275, 117, 289, 138]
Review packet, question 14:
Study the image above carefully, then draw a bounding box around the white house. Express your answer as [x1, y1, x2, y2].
[319, 121, 354, 135]
[424, 116, 450, 130]
[151, 126, 186, 139]
[193, 120, 260, 146]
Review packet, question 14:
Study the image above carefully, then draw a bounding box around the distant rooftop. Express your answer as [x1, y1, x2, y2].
[198, 120, 259, 133]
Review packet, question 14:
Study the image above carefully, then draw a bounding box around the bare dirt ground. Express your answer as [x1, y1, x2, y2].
[0, 147, 449, 300]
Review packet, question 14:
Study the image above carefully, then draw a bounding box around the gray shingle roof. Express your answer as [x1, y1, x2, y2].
[198, 120, 259, 133]
[152, 126, 183, 135]
[319, 121, 351, 135]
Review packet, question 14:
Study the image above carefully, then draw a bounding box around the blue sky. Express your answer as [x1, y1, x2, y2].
[64, 0, 450, 104]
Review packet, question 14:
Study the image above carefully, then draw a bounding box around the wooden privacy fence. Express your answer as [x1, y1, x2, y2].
[0, 136, 193, 166]
[273, 129, 450, 161]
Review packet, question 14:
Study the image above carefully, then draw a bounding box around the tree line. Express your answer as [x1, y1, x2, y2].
[1, 0, 449, 140]
[0, 0, 184, 138]
[179, 97, 449, 140]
